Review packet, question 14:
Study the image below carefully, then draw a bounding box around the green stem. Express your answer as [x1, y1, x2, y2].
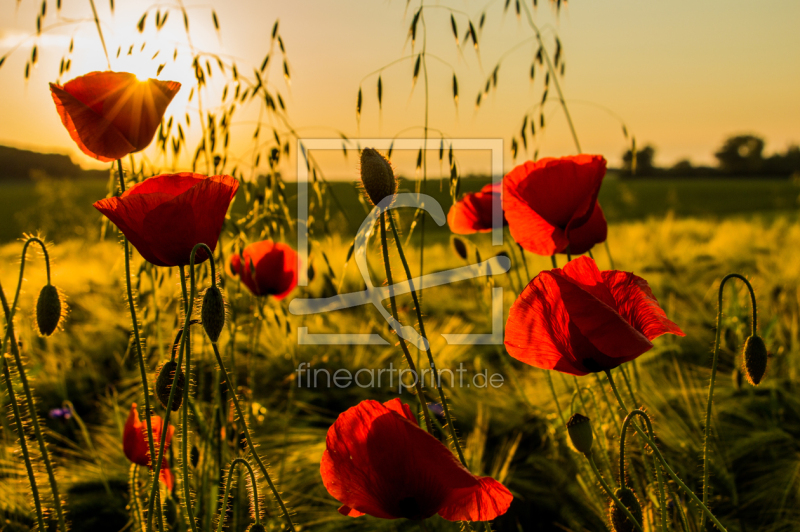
[701, 273, 756, 527]
[217, 458, 261, 532]
[604, 240, 615, 270]
[550, 254, 557, 269]
[621, 410, 668, 532]
[0, 349, 45, 531]
[545, 370, 565, 426]
[585, 452, 643, 532]
[211, 341, 296, 530]
[379, 211, 434, 433]
[387, 212, 468, 467]
[179, 265, 199, 532]
[0, 265, 67, 532]
[115, 159, 163, 532]
[605, 369, 728, 531]
[130, 463, 144, 531]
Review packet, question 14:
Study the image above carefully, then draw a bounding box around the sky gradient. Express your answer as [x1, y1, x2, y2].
[1, 0, 798, 179]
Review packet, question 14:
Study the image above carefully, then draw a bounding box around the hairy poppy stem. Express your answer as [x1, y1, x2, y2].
[584, 452, 643, 532]
[379, 211, 434, 433]
[116, 159, 165, 532]
[178, 265, 199, 532]
[211, 342, 296, 530]
[621, 410, 668, 532]
[188, 242, 296, 531]
[387, 213, 468, 467]
[701, 274, 756, 528]
[1, 287, 46, 531]
[130, 463, 145, 531]
[1, 240, 67, 532]
[217, 458, 261, 531]
[605, 369, 728, 531]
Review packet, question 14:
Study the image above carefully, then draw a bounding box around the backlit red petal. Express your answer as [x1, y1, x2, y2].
[438, 476, 514, 522]
[601, 270, 685, 341]
[50, 83, 135, 162]
[321, 399, 480, 520]
[504, 272, 588, 375]
[565, 201, 607, 254]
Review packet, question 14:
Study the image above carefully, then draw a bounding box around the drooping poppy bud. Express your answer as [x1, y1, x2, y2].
[742, 335, 768, 386]
[201, 285, 225, 342]
[452, 237, 468, 260]
[36, 284, 63, 336]
[155, 361, 185, 411]
[566, 413, 593, 454]
[609, 487, 643, 532]
[190, 445, 200, 469]
[246, 524, 266, 532]
[360, 148, 397, 206]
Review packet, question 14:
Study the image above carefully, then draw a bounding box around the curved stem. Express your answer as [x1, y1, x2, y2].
[605, 369, 728, 531]
[379, 211, 434, 433]
[701, 273, 756, 526]
[519, 1, 581, 154]
[115, 159, 163, 532]
[0, 269, 67, 532]
[621, 410, 668, 532]
[217, 458, 261, 532]
[585, 452, 643, 532]
[0, 344, 45, 531]
[211, 341, 296, 530]
[387, 212, 467, 467]
[179, 265, 199, 532]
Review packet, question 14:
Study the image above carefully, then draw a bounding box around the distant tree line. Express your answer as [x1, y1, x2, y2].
[0, 145, 107, 181]
[621, 134, 800, 178]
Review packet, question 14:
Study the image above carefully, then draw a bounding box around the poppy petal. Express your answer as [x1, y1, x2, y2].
[504, 272, 589, 375]
[50, 83, 135, 162]
[565, 201, 607, 254]
[602, 270, 685, 341]
[551, 269, 655, 360]
[502, 156, 607, 255]
[159, 458, 174, 491]
[233, 240, 298, 299]
[123, 403, 150, 466]
[338, 505, 366, 517]
[438, 476, 514, 522]
[321, 399, 479, 520]
[447, 184, 502, 234]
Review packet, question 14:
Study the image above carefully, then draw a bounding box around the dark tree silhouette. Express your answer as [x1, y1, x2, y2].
[714, 135, 765, 173]
[622, 144, 656, 176]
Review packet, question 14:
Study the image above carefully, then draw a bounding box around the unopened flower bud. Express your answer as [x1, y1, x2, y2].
[609, 487, 643, 532]
[190, 445, 200, 469]
[155, 361, 185, 411]
[36, 284, 63, 337]
[246, 524, 266, 532]
[566, 413, 593, 454]
[742, 335, 768, 386]
[452, 237, 468, 260]
[201, 285, 225, 342]
[360, 148, 397, 206]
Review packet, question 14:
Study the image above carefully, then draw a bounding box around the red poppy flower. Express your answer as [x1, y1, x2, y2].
[505, 256, 684, 376]
[502, 155, 608, 255]
[229, 240, 298, 299]
[50, 71, 181, 162]
[321, 398, 512, 522]
[447, 182, 507, 234]
[123, 403, 174, 490]
[93, 173, 238, 267]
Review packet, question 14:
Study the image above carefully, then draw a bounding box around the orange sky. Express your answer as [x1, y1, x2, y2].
[1, 0, 798, 179]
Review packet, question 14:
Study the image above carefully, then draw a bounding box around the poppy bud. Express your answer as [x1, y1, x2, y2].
[566, 413, 593, 454]
[609, 487, 643, 532]
[201, 285, 225, 342]
[246, 524, 266, 532]
[36, 284, 63, 336]
[360, 148, 397, 206]
[155, 361, 185, 411]
[742, 335, 768, 386]
[452, 237, 468, 260]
